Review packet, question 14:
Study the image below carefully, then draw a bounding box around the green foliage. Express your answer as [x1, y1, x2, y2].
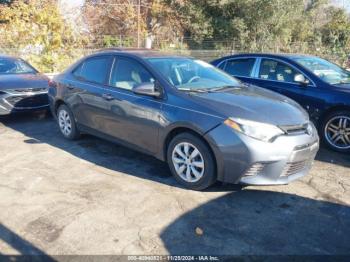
[1, 0, 350, 71]
[168, 0, 309, 49]
[322, 7, 350, 48]
[162, 0, 350, 65]
[102, 35, 136, 48]
[0, 0, 87, 72]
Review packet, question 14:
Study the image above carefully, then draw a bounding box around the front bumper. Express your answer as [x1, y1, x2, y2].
[0, 89, 49, 115]
[205, 123, 319, 185]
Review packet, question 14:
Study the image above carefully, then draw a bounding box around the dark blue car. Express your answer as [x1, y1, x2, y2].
[212, 53, 350, 153]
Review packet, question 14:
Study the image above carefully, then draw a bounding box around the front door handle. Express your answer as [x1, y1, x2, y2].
[102, 93, 114, 101]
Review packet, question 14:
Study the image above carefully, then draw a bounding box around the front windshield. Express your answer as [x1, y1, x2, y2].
[147, 57, 241, 90]
[0, 58, 37, 75]
[292, 56, 350, 85]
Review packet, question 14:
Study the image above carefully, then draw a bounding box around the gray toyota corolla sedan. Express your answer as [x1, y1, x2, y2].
[49, 49, 319, 190]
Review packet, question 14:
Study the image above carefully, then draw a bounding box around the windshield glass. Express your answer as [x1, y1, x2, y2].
[292, 56, 350, 85]
[147, 57, 241, 90]
[0, 58, 37, 75]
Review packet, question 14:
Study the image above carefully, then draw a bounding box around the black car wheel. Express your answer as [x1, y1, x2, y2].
[167, 133, 216, 190]
[57, 104, 80, 140]
[321, 110, 350, 153]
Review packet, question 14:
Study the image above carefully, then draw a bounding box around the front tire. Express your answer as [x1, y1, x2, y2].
[321, 110, 350, 153]
[57, 104, 80, 140]
[167, 133, 216, 190]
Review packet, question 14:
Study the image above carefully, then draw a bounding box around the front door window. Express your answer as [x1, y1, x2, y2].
[259, 59, 300, 83]
[109, 58, 155, 90]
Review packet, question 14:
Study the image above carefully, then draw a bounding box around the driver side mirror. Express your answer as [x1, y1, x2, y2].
[132, 82, 162, 98]
[294, 74, 310, 86]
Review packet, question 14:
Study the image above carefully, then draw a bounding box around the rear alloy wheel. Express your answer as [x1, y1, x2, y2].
[322, 111, 350, 153]
[57, 104, 80, 140]
[167, 133, 216, 190]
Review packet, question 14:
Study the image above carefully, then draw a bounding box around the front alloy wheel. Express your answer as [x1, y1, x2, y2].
[167, 133, 216, 190]
[172, 142, 205, 183]
[321, 110, 350, 153]
[325, 115, 350, 150]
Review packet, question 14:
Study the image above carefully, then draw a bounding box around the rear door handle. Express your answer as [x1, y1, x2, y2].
[102, 93, 114, 101]
[67, 83, 75, 90]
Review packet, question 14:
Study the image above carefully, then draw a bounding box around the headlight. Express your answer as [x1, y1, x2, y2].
[306, 122, 314, 136]
[224, 118, 285, 142]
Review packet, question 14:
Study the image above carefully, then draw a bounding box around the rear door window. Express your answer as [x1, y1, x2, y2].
[73, 56, 112, 85]
[224, 58, 256, 77]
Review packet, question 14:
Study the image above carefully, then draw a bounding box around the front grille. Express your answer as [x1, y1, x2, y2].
[6, 94, 48, 109]
[279, 123, 309, 135]
[281, 160, 309, 177]
[12, 87, 47, 93]
[244, 163, 265, 177]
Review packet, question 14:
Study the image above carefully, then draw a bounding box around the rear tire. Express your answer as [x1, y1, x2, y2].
[57, 104, 80, 140]
[167, 132, 216, 190]
[320, 110, 350, 153]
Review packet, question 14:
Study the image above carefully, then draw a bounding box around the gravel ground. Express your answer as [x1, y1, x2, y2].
[0, 112, 349, 256]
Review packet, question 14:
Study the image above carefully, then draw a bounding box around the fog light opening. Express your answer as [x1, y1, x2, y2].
[244, 163, 265, 177]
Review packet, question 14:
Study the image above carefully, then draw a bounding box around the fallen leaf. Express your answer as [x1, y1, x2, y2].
[195, 227, 203, 236]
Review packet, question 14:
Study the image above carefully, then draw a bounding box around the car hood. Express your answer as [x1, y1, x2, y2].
[333, 83, 350, 93]
[0, 73, 49, 90]
[188, 85, 309, 126]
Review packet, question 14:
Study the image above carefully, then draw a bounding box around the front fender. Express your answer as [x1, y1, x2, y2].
[155, 103, 225, 161]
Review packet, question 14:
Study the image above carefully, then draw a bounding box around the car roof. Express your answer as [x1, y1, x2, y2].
[0, 54, 20, 60]
[94, 48, 192, 59]
[217, 52, 318, 60]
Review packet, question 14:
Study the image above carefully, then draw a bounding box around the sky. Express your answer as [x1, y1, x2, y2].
[60, 0, 84, 8]
[332, 0, 350, 12]
[58, 0, 85, 27]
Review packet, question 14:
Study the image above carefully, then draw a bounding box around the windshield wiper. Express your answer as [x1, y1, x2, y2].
[178, 86, 241, 93]
[206, 85, 241, 92]
[177, 88, 210, 93]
